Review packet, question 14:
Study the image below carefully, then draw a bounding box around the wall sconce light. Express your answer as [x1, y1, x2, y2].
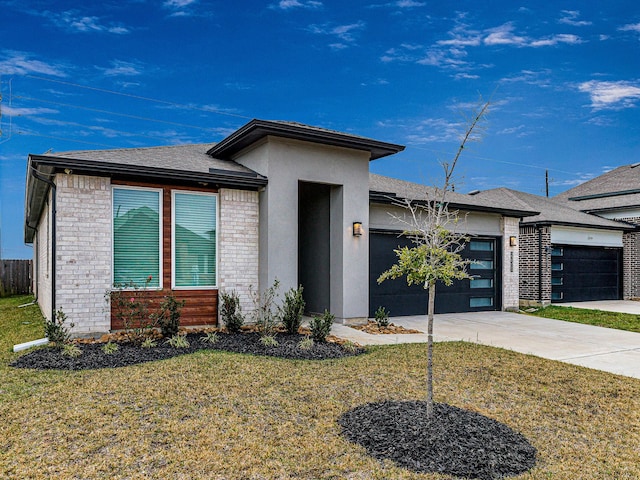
[509, 236, 517, 247]
[353, 221, 363, 237]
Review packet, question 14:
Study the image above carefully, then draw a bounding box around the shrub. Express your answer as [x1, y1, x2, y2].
[107, 276, 158, 344]
[200, 332, 219, 345]
[251, 279, 281, 338]
[281, 285, 305, 334]
[220, 290, 244, 333]
[166, 334, 190, 348]
[374, 306, 390, 327]
[101, 341, 119, 355]
[342, 340, 359, 353]
[298, 336, 314, 351]
[309, 310, 335, 343]
[44, 308, 75, 347]
[156, 294, 186, 338]
[260, 335, 279, 347]
[62, 343, 82, 358]
[141, 337, 157, 349]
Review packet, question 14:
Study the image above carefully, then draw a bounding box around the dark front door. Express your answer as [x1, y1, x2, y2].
[551, 245, 622, 302]
[369, 231, 500, 317]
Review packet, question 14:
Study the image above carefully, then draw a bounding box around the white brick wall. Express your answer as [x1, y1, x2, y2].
[35, 192, 53, 321]
[55, 174, 112, 335]
[218, 188, 259, 316]
[501, 216, 520, 310]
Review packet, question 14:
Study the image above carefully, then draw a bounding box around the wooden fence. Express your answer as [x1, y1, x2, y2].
[0, 260, 33, 297]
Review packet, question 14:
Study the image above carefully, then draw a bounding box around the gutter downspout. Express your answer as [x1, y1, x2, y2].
[30, 166, 56, 321]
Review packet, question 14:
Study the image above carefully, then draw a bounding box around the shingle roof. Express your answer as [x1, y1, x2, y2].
[51, 143, 254, 175]
[475, 187, 633, 230]
[554, 163, 640, 212]
[369, 174, 538, 218]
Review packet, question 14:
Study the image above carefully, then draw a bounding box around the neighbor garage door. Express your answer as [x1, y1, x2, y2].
[551, 245, 622, 302]
[369, 231, 501, 317]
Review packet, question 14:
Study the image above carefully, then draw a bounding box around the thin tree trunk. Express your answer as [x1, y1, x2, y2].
[426, 281, 435, 418]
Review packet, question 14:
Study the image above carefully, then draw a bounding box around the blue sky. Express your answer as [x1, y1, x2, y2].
[1, 0, 639, 259]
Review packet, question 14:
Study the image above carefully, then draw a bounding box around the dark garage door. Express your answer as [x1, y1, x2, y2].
[369, 231, 501, 317]
[551, 245, 622, 302]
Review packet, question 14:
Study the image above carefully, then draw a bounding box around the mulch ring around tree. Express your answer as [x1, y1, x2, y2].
[11, 330, 365, 371]
[350, 320, 423, 335]
[338, 400, 537, 480]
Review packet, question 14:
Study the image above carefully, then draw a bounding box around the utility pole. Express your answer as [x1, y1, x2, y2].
[545, 170, 549, 197]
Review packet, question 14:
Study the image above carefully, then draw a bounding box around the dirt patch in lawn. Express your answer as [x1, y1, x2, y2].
[350, 320, 423, 334]
[11, 331, 364, 370]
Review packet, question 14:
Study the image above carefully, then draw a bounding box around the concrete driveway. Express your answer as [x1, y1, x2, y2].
[562, 300, 640, 314]
[331, 311, 640, 380]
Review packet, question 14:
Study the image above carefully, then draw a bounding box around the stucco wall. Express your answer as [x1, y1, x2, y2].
[55, 174, 112, 335]
[235, 137, 370, 322]
[218, 188, 260, 316]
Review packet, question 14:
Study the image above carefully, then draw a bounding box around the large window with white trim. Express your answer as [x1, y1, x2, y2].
[112, 187, 162, 288]
[172, 191, 217, 288]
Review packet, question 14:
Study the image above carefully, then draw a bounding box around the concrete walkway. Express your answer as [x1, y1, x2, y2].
[331, 311, 640, 380]
[562, 299, 640, 315]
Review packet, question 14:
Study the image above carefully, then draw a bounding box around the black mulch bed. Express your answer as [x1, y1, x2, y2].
[11, 332, 364, 371]
[338, 400, 536, 480]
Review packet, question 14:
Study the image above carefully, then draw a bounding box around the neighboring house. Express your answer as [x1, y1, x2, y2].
[24, 118, 541, 336]
[473, 188, 636, 305]
[554, 163, 640, 299]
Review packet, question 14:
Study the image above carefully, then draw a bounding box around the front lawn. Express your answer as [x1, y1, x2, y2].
[528, 305, 640, 333]
[1, 295, 640, 479]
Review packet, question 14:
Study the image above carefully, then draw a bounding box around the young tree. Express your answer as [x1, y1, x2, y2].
[378, 99, 490, 418]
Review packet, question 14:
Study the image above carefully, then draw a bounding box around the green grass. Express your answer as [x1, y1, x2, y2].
[528, 305, 640, 333]
[1, 295, 640, 479]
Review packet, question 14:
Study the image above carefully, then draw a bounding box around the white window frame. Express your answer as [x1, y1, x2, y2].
[111, 185, 163, 290]
[171, 190, 218, 290]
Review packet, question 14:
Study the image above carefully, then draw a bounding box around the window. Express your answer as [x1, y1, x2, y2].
[470, 297, 493, 308]
[470, 278, 493, 289]
[551, 277, 563, 286]
[113, 187, 162, 288]
[470, 240, 494, 252]
[471, 260, 494, 270]
[551, 262, 563, 271]
[551, 292, 563, 300]
[551, 247, 563, 256]
[172, 191, 217, 288]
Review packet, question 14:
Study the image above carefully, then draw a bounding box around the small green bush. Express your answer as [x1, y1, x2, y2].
[166, 334, 190, 349]
[374, 306, 390, 327]
[200, 332, 219, 345]
[298, 336, 314, 351]
[309, 310, 334, 343]
[281, 285, 305, 334]
[44, 308, 75, 347]
[156, 295, 186, 338]
[251, 279, 281, 337]
[101, 341, 119, 355]
[62, 343, 82, 358]
[141, 337, 157, 349]
[342, 340, 359, 353]
[260, 335, 279, 347]
[220, 290, 244, 333]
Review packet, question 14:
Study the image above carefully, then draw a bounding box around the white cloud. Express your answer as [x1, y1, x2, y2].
[619, 22, 640, 33]
[558, 10, 592, 27]
[0, 50, 68, 77]
[453, 73, 479, 80]
[391, 0, 425, 7]
[48, 10, 130, 34]
[530, 34, 582, 47]
[579, 80, 640, 109]
[98, 60, 144, 77]
[308, 21, 365, 44]
[164, 0, 197, 8]
[270, 0, 323, 10]
[483, 24, 527, 46]
[3, 106, 58, 116]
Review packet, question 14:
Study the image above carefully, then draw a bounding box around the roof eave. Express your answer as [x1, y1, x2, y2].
[519, 219, 636, 231]
[207, 119, 405, 161]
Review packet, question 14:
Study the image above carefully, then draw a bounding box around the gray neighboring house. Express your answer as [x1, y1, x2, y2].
[24, 118, 541, 336]
[473, 188, 636, 306]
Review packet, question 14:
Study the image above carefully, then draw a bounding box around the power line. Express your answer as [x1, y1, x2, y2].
[15, 95, 228, 133]
[25, 74, 252, 120]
